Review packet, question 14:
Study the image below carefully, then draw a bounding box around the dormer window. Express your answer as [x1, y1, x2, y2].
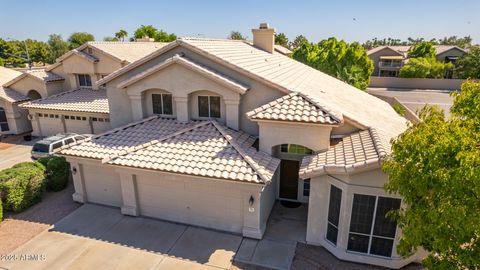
[198, 96, 220, 118]
[78, 74, 92, 87]
[152, 93, 173, 115]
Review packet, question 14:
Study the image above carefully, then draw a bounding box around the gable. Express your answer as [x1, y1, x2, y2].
[62, 53, 95, 74]
[369, 46, 404, 58]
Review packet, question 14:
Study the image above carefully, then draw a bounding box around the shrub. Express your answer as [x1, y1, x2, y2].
[399, 57, 454, 79]
[0, 162, 45, 212]
[392, 103, 406, 116]
[37, 157, 50, 168]
[45, 156, 70, 192]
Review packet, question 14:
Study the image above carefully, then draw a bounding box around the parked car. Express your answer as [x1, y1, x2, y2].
[31, 133, 87, 159]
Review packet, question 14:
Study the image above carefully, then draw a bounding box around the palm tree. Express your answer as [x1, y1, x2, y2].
[115, 30, 128, 42]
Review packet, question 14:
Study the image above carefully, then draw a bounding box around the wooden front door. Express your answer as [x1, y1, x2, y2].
[279, 160, 299, 200]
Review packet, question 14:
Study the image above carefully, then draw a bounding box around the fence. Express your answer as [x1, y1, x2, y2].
[369, 76, 464, 90]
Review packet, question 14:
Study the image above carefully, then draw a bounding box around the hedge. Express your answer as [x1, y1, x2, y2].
[0, 162, 45, 212]
[43, 156, 70, 192]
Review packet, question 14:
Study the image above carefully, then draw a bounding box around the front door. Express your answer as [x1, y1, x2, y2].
[279, 160, 299, 200]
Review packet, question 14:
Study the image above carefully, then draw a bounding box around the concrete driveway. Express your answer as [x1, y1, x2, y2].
[367, 88, 454, 118]
[0, 139, 37, 170]
[0, 204, 243, 270]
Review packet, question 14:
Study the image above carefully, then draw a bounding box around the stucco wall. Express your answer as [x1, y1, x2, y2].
[259, 170, 278, 232]
[306, 169, 421, 268]
[9, 77, 47, 98]
[105, 45, 284, 135]
[436, 48, 465, 61]
[368, 48, 403, 76]
[62, 54, 95, 75]
[258, 121, 332, 153]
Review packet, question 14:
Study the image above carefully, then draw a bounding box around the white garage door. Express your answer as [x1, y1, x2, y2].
[38, 116, 63, 137]
[83, 164, 122, 207]
[65, 118, 91, 135]
[137, 174, 244, 233]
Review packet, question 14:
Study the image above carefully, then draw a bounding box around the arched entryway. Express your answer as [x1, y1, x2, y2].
[27, 90, 42, 100]
[272, 144, 313, 202]
[0, 107, 9, 132]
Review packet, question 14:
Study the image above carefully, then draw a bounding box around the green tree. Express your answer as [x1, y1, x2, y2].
[115, 29, 128, 41]
[103, 36, 118, 41]
[383, 81, 480, 269]
[275, 33, 289, 48]
[134, 25, 176, 42]
[455, 45, 480, 79]
[0, 39, 27, 67]
[47, 34, 69, 63]
[289, 35, 308, 49]
[292, 37, 373, 89]
[407, 42, 436, 59]
[399, 57, 453, 78]
[68, 32, 95, 49]
[228, 31, 246, 40]
[25, 39, 50, 65]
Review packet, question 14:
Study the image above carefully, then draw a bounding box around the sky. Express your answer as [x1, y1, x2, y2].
[1, 0, 479, 44]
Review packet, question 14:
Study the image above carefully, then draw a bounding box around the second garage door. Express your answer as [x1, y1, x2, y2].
[83, 164, 122, 207]
[136, 173, 244, 233]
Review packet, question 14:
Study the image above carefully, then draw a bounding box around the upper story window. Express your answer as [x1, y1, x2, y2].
[347, 194, 401, 257]
[280, 144, 313, 155]
[78, 74, 92, 87]
[198, 96, 220, 118]
[152, 93, 173, 115]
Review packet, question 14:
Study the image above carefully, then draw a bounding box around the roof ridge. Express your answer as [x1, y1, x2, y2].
[368, 128, 388, 159]
[102, 120, 210, 164]
[246, 92, 297, 117]
[295, 92, 344, 123]
[211, 121, 272, 183]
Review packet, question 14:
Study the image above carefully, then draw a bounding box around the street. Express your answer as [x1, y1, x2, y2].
[367, 88, 454, 118]
[0, 139, 37, 170]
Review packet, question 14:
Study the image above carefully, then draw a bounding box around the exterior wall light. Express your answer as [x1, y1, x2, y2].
[249, 195, 255, 213]
[72, 166, 77, 175]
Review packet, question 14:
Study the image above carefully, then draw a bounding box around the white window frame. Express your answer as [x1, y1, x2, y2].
[77, 74, 92, 88]
[152, 93, 173, 115]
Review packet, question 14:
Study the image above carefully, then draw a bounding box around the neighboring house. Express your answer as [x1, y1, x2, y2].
[0, 67, 31, 135]
[368, 45, 467, 78]
[0, 41, 167, 137]
[56, 24, 421, 268]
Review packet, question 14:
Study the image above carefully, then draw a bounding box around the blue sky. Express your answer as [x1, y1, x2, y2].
[1, 0, 479, 43]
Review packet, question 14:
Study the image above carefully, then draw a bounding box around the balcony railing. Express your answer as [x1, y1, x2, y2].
[379, 61, 403, 68]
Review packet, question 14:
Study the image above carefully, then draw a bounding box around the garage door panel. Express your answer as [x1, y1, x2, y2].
[83, 165, 122, 207]
[65, 119, 91, 135]
[137, 175, 244, 233]
[39, 117, 63, 137]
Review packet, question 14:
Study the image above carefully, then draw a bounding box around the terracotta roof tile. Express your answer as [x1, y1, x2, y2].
[299, 128, 388, 178]
[247, 92, 341, 124]
[26, 69, 64, 82]
[20, 88, 109, 113]
[0, 67, 29, 103]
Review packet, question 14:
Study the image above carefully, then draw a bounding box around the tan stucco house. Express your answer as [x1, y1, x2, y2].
[0, 41, 167, 137]
[368, 45, 466, 78]
[44, 24, 424, 268]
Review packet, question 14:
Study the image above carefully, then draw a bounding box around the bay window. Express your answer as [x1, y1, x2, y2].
[347, 194, 401, 257]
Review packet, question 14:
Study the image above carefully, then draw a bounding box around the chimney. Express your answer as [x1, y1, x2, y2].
[252, 23, 275, 53]
[136, 36, 155, 42]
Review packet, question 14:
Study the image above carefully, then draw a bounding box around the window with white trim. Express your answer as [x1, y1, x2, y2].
[152, 93, 173, 115]
[326, 185, 342, 245]
[78, 74, 92, 87]
[198, 96, 220, 118]
[347, 194, 401, 257]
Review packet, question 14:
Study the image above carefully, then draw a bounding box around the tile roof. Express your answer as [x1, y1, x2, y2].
[98, 37, 408, 146]
[59, 117, 279, 184]
[368, 45, 466, 56]
[117, 54, 249, 93]
[274, 45, 292, 55]
[25, 69, 64, 82]
[0, 67, 29, 103]
[299, 128, 389, 178]
[177, 38, 408, 141]
[87, 41, 169, 63]
[20, 88, 109, 113]
[246, 92, 341, 125]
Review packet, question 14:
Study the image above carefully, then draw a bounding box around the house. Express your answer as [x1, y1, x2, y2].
[368, 45, 467, 78]
[0, 67, 31, 134]
[55, 23, 422, 268]
[0, 42, 167, 137]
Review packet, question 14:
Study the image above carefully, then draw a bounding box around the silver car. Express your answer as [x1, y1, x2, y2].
[31, 133, 87, 159]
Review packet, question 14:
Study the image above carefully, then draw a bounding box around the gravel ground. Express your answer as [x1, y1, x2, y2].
[0, 180, 80, 255]
[291, 243, 424, 270]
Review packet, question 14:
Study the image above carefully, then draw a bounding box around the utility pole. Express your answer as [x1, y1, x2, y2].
[5, 37, 32, 69]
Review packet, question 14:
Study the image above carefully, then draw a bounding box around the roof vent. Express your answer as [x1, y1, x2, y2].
[252, 23, 275, 53]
